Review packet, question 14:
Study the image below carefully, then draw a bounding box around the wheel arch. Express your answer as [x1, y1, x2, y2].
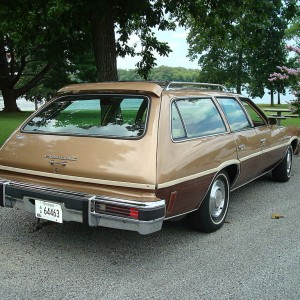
[291, 138, 299, 155]
[224, 164, 239, 187]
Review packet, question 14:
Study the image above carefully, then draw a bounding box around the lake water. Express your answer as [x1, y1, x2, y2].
[0, 97, 37, 111]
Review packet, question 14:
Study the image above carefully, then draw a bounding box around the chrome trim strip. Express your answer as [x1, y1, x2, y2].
[239, 142, 290, 162]
[1, 181, 10, 207]
[165, 82, 227, 92]
[88, 196, 96, 226]
[157, 159, 239, 189]
[239, 151, 262, 162]
[93, 197, 165, 209]
[261, 144, 286, 154]
[0, 165, 155, 190]
[2, 179, 162, 208]
[91, 213, 164, 234]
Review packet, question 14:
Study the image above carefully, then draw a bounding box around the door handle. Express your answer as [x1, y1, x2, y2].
[238, 144, 245, 150]
[260, 138, 266, 144]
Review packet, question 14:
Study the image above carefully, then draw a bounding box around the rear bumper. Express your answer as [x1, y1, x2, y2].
[0, 179, 165, 235]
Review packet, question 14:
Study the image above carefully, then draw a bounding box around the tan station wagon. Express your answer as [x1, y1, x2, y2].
[0, 82, 299, 234]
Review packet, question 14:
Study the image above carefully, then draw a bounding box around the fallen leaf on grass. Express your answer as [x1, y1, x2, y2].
[271, 213, 284, 219]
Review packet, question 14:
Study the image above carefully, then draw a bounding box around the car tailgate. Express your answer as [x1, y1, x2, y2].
[0, 132, 157, 188]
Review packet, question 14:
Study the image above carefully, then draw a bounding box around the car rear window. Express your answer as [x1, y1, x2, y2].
[22, 95, 149, 138]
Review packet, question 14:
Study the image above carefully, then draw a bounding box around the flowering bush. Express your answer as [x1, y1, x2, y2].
[269, 45, 300, 114]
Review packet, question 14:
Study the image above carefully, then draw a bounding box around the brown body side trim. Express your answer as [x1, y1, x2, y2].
[156, 173, 215, 218]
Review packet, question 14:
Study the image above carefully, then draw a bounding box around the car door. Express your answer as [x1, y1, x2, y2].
[240, 98, 286, 174]
[216, 97, 263, 187]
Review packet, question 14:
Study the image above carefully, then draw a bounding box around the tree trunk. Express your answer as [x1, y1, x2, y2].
[2, 88, 20, 112]
[0, 36, 20, 111]
[270, 87, 274, 106]
[1, 35, 52, 112]
[236, 51, 243, 94]
[91, 2, 118, 82]
[277, 92, 281, 105]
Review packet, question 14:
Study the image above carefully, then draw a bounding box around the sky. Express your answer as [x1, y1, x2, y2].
[117, 27, 294, 104]
[117, 27, 199, 70]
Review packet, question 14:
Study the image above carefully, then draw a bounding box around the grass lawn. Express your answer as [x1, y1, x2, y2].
[0, 111, 33, 146]
[257, 104, 300, 127]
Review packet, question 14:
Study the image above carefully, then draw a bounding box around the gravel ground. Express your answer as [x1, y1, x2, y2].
[0, 156, 299, 300]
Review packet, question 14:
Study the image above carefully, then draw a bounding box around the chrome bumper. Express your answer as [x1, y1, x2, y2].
[0, 179, 165, 235]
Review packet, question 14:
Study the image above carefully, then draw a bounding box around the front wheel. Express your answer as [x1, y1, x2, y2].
[188, 171, 230, 233]
[272, 146, 293, 182]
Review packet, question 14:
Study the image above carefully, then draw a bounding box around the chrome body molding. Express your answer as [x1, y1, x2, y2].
[0, 165, 156, 190]
[157, 159, 240, 189]
[0, 179, 165, 235]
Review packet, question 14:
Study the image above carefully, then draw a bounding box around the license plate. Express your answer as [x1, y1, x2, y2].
[35, 199, 63, 223]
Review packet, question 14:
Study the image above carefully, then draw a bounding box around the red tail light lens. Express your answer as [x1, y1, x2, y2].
[129, 208, 139, 219]
[94, 202, 139, 219]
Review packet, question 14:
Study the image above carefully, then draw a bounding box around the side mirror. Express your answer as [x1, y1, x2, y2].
[268, 117, 277, 125]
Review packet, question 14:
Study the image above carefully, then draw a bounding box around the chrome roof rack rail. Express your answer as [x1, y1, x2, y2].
[164, 82, 228, 92]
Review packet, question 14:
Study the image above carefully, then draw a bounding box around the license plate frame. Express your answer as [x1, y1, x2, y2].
[35, 199, 63, 223]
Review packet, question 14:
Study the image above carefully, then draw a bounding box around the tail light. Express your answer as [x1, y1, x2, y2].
[94, 202, 139, 219]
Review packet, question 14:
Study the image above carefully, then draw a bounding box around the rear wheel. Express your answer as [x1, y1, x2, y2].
[189, 171, 230, 233]
[272, 146, 293, 182]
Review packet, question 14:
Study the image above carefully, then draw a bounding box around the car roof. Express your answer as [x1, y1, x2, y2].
[56, 81, 243, 99]
[56, 82, 163, 97]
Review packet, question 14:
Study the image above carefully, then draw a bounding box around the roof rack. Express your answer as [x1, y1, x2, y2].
[164, 82, 228, 92]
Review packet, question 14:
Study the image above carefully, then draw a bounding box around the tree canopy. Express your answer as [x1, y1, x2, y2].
[118, 65, 199, 82]
[185, 0, 298, 103]
[0, 0, 178, 111]
[1, 0, 299, 111]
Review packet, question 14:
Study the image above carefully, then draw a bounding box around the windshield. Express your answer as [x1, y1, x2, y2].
[22, 95, 149, 139]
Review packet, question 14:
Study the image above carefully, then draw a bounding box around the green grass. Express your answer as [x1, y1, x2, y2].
[257, 104, 300, 127]
[57, 110, 138, 127]
[0, 112, 33, 146]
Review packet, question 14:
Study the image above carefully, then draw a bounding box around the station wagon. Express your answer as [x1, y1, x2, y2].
[0, 82, 299, 234]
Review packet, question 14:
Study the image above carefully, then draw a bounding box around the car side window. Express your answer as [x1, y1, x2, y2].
[240, 98, 266, 127]
[171, 103, 186, 139]
[171, 98, 227, 140]
[216, 97, 251, 131]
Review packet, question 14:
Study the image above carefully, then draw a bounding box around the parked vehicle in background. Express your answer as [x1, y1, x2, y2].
[0, 82, 299, 234]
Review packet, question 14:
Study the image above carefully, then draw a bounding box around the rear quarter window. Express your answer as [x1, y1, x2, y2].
[171, 98, 227, 140]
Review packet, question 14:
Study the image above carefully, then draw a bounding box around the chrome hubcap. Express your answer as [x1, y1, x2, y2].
[209, 179, 226, 218]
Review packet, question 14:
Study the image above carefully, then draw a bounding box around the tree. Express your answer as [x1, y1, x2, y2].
[118, 65, 199, 81]
[0, 34, 53, 112]
[269, 45, 300, 113]
[0, 0, 177, 112]
[0, 0, 85, 112]
[185, 0, 298, 101]
[286, 16, 300, 43]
